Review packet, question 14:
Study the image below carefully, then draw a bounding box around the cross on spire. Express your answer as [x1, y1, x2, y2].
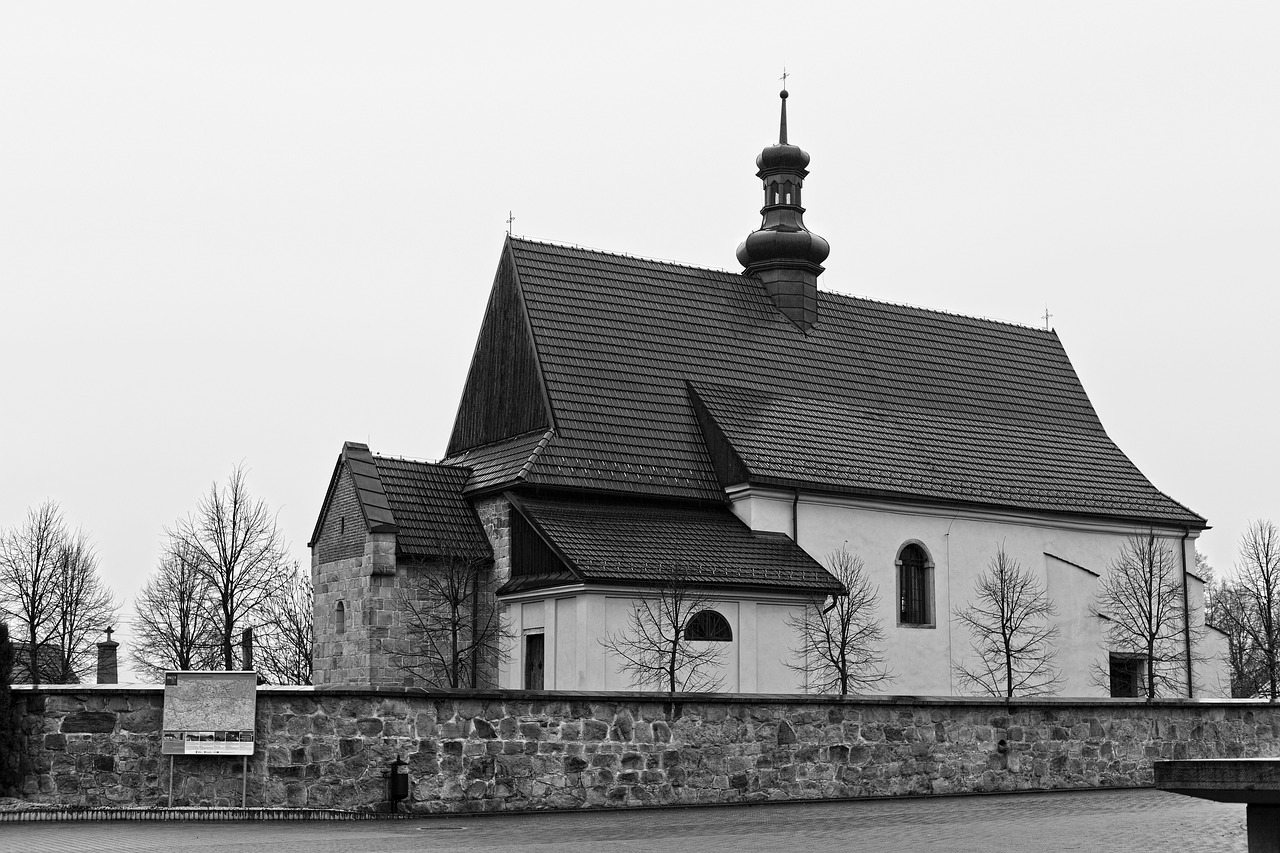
[780, 67, 789, 89]
[506, 211, 515, 236]
[1043, 306, 1054, 330]
[104, 625, 114, 642]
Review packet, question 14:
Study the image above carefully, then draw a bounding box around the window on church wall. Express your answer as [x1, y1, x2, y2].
[897, 543, 934, 627]
[1109, 653, 1145, 697]
[684, 609, 732, 642]
[336, 600, 346, 635]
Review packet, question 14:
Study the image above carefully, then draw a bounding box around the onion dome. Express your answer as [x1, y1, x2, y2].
[736, 88, 828, 332]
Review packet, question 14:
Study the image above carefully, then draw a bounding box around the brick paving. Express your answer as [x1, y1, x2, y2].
[0, 789, 1250, 853]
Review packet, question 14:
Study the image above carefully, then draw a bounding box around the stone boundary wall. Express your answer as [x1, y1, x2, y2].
[12, 686, 1280, 813]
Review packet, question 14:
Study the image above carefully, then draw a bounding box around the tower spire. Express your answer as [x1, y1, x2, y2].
[779, 88, 789, 144]
[735, 86, 829, 332]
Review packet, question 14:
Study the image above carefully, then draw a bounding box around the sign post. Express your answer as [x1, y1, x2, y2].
[161, 671, 257, 808]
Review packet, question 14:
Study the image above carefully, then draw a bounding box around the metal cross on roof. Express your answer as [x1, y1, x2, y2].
[780, 67, 789, 88]
[104, 625, 114, 641]
[507, 211, 515, 236]
[1043, 306, 1054, 330]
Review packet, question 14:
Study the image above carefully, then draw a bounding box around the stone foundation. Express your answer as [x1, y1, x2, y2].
[13, 686, 1280, 812]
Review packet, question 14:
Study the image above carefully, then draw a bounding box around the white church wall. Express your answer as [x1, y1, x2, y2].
[497, 588, 807, 693]
[755, 603, 806, 692]
[728, 486, 1226, 698]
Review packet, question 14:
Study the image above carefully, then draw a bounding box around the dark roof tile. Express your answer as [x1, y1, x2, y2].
[492, 239, 1203, 527]
[372, 457, 491, 560]
[510, 495, 842, 594]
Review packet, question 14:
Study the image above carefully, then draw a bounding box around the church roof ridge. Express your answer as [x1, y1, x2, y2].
[370, 450, 466, 469]
[509, 235, 1051, 335]
[508, 234, 735, 276]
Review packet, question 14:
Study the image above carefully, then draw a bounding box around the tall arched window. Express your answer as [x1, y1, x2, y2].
[336, 600, 346, 635]
[897, 543, 934, 627]
[684, 610, 732, 642]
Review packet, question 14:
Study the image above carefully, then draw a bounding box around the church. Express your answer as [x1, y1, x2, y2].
[309, 90, 1227, 697]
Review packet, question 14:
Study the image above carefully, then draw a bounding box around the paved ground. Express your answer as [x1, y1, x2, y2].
[0, 789, 1251, 853]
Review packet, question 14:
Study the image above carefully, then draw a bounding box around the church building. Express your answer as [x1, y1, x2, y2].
[309, 90, 1227, 697]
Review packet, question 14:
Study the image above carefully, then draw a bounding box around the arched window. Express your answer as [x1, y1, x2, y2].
[897, 543, 934, 627]
[336, 601, 346, 635]
[684, 610, 732, 642]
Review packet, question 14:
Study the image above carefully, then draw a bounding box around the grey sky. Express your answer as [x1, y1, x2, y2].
[2, 2, 1277, 659]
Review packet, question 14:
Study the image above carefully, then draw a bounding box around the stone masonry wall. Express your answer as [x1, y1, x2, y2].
[14, 687, 1280, 812]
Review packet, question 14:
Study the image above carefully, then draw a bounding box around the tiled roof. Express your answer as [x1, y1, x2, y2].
[507, 495, 843, 594]
[371, 456, 491, 560]
[480, 238, 1202, 527]
[442, 429, 553, 494]
[690, 380, 1202, 522]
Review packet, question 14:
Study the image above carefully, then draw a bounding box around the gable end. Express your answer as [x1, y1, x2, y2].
[447, 241, 552, 455]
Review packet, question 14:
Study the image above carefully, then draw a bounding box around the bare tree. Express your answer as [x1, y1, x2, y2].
[0, 502, 65, 684]
[254, 566, 313, 685]
[131, 539, 219, 679]
[786, 548, 892, 695]
[1092, 530, 1199, 699]
[1208, 576, 1270, 698]
[953, 544, 1062, 698]
[169, 465, 291, 670]
[0, 502, 116, 684]
[1216, 520, 1280, 700]
[398, 552, 506, 688]
[600, 564, 726, 693]
[46, 530, 118, 683]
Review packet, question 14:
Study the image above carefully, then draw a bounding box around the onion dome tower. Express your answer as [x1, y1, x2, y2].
[736, 88, 830, 332]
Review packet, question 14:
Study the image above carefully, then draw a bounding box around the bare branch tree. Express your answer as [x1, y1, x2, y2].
[0, 501, 65, 684]
[46, 530, 118, 683]
[131, 538, 219, 679]
[1216, 520, 1280, 700]
[786, 547, 892, 695]
[1092, 530, 1200, 699]
[169, 465, 291, 670]
[953, 543, 1062, 698]
[398, 553, 507, 688]
[254, 566, 313, 685]
[1208, 575, 1270, 698]
[600, 564, 726, 694]
[0, 502, 116, 684]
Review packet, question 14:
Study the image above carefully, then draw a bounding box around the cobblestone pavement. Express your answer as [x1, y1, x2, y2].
[0, 789, 1250, 853]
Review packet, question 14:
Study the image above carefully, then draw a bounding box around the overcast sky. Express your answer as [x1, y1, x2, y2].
[2, 2, 1277, 667]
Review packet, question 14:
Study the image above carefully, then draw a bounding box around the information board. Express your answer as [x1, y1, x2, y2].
[161, 671, 257, 756]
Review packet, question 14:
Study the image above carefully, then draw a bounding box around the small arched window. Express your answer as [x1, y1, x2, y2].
[336, 601, 346, 635]
[684, 610, 732, 642]
[897, 543, 934, 627]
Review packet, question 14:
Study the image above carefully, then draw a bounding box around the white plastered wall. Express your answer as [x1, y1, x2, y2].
[729, 486, 1228, 698]
[499, 588, 809, 693]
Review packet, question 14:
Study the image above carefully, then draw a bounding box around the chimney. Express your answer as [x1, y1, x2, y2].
[96, 626, 119, 684]
[241, 626, 254, 671]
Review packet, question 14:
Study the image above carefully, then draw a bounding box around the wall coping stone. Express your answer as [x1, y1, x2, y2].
[12, 684, 1276, 708]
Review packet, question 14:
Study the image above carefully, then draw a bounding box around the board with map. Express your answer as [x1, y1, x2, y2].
[161, 671, 257, 755]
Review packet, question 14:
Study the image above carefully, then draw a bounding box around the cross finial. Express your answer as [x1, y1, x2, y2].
[780, 67, 789, 89]
[104, 625, 114, 641]
[506, 211, 515, 236]
[1043, 306, 1054, 330]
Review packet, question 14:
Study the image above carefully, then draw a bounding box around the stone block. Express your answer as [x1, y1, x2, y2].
[61, 712, 116, 734]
